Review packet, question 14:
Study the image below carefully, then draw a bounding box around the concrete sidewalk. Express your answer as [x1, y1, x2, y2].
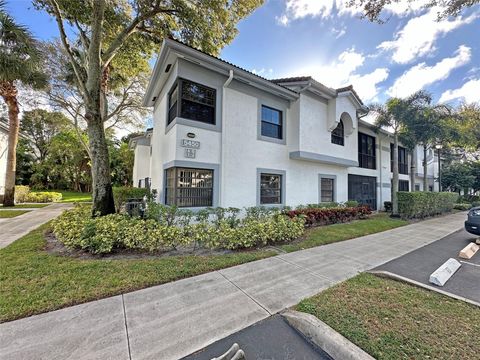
[0, 203, 73, 249]
[0, 212, 466, 360]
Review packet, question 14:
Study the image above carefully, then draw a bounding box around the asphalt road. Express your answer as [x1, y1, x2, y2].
[182, 315, 333, 360]
[375, 229, 480, 303]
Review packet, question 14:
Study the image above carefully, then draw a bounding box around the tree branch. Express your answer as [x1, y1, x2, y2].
[102, 5, 177, 68]
[46, 0, 88, 98]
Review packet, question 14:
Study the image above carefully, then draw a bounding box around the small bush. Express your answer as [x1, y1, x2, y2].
[344, 200, 359, 208]
[457, 195, 479, 204]
[286, 206, 372, 227]
[113, 187, 151, 213]
[14, 186, 62, 203]
[454, 203, 472, 211]
[14, 186, 31, 203]
[397, 192, 458, 219]
[472, 201, 480, 208]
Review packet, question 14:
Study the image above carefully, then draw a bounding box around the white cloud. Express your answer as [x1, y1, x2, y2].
[439, 79, 480, 104]
[387, 45, 471, 98]
[252, 68, 274, 77]
[276, 0, 431, 26]
[378, 8, 478, 64]
[331, 25, 346, 39]
[290, 48, 388, 101]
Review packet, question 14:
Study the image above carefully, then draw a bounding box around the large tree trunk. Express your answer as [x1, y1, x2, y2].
[392, 134, 399, 216]
[1, 82, 19, 207]
[84, 0, 114, 216]
[423, 144, 428, 191]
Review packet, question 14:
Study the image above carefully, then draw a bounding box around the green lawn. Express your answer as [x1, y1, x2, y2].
[296, 273, 480, 360]
[281, 213, 408, 252]
[0, 210, 30, 218]
[1, 204, 50, 209]
[32, 190, 92, 203]
[0, 225, 274, 323]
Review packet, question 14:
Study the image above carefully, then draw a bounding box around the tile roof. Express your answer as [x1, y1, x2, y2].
[336, 85, 364, 105]
[270, 76, 313, 83]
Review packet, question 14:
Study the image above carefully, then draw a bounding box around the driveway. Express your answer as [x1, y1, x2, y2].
[375, 228, 480, 303]
[0, 203, 73, 249]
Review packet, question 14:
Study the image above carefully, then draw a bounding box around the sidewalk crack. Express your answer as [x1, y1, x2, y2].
[121, 294, 132, 360]
[216, 271, 272, 316]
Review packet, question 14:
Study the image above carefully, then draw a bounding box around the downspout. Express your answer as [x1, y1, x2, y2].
[220, 69, 234, 207]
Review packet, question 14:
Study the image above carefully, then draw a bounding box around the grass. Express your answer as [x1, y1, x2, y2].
[0, 225, 274, 323]
[0, 204, 50, 208]
[32, 190, 92, 203]
[296, 273, 480, 360]
[281, 213, 408, 252]
[0, 210, 30, 218]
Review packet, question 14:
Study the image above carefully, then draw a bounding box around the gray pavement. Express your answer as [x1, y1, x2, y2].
[0, 203, 73, 249]
[375, 228, 480, 303]
[182, 315, 332, 360]
[0, 211, 466, 360]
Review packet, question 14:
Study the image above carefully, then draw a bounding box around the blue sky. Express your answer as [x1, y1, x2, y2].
[7, 0, 480, 106]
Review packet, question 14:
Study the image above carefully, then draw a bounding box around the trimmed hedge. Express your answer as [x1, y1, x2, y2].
[52, 205, 305, 254]
[397, 192, 458, 219]
[286, 206, 372, 227]
[14, 186, 62, 203]
[454, 203, 472, 211]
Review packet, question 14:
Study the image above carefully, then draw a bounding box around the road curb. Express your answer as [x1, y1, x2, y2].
[281, 310, 375, 360]
[369, 270, 480, 308]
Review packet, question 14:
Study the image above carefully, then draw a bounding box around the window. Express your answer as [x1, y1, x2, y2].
[358, 133, 376, 169]
[331, 120, 344, 146]
[321, 178, 334, 202]
[399, 180, 409, 192]
[390, 144, 408, 174]
[168, 79, 216, 126]
[260, 173, 282, 204]
[261, 105, 283, 139]
[165, 167, 213, 207]
[415, 184, 420, 191]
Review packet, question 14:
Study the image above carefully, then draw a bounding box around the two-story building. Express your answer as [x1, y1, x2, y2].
[132, 39, 439, 210]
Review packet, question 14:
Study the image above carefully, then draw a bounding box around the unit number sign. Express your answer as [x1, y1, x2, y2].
[181, 139, 200, 149]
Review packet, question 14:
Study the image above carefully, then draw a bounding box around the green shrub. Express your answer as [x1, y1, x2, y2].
[472, 201, 480, 208]
[113, 187, 151, 213]
[14, 186, 62, 203]
[14, 186, 31, 203]
[344, 200, 359, 208]
[397, 192, 458, 219]
[52, 205, 306, 254]
[457, 195, 479, 204]
[454, 203, 472, 211]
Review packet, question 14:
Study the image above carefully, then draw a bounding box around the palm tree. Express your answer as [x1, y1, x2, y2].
[370, 92, 429, 215]
[0, 1, 47, 206]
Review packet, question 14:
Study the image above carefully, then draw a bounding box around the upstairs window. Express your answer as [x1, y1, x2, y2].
[260, 173, 282, 204]
[168, 79, 216, 126]
[261, 105, 283, 139]
[331, 120, 344, 146]
[390, 144, 408, 175]
[358, 133, 376, 169]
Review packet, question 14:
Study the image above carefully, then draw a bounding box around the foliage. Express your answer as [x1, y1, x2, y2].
[14, 185, 62, 203]
[52, 204, 305, 254]
[20, 109, 70, 161]
[397, 192, 458, 219]
[109, 137, 134, 186]
[348, 0, 479, 23]
[453, 203, 472, 211]
[441, 162, 476, 193]
[112, 186, 151, 213]
[286, 206, 372, 227]
[15, 138, 35, 185]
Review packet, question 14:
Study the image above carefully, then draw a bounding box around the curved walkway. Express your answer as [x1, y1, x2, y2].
[0, 212, 466, 360]
[0, 203, 73, 249]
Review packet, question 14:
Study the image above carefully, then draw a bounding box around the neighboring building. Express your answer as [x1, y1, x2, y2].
[132, 39, 439, 210]
[0, 119, 9, 196]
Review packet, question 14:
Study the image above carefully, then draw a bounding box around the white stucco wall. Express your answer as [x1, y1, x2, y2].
[0, 128, 7, 195]
[132, 144, 151, 187]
